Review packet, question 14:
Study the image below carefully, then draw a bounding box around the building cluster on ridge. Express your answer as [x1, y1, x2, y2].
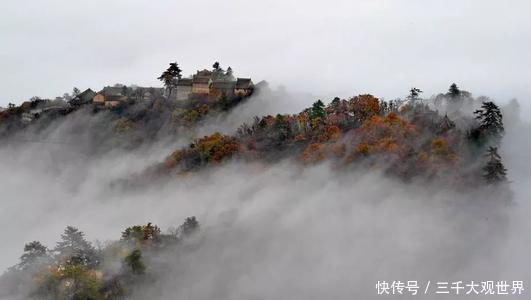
[86, 67, 254, 108]
[171, 69, 254, 101]
[6, 64, 255, 122]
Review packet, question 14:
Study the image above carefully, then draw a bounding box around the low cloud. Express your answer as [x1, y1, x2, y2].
[0, 89, 530, 299]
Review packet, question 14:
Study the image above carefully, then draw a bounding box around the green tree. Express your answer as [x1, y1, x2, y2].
[274, 114, 290, 143]
[407, 87, 422, 102]
[448, 83, 461, 99]
[310, 100, 326, 120]
[474, 101, 504, 142]
[61, 265, 103, 300]
[177, 216, 199, 237]
[158, 62, 182, 98]
[483, 146, 507, 184]
[121, 223, 161, 245]
[124, 249, 145, 275]
[330, 97, 341, 109]
[54, 226, 97, 267]
[18, 241, 48, 270]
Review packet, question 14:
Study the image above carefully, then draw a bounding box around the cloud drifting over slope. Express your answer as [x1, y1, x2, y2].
[0, 101, 530, 299]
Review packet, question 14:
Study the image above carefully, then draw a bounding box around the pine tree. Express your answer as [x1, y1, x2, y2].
[177, 216, 199, 237]
[330, 97, 341, 108]
[310, 100, 325, 120]
[474, 101, 504, 141]
[168, 62, 182, 80]
[439, 114, 455, 132]
[18, 241, 48, 270]
[482, 146, 507, 184]
[158, 62, 182, 98]
[54, 226, 97, 267]
[121, 85, 128, 96]
[407, 87, 422, 102]
[448, 83, 461, 99]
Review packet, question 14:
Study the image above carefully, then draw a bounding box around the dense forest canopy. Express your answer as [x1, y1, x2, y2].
[159, 84, 509, 189]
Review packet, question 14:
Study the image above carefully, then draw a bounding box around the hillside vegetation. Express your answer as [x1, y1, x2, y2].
[160, 85, 510, 188]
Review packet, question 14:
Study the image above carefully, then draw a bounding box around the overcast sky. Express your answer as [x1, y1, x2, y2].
[2, 0, 530, 107]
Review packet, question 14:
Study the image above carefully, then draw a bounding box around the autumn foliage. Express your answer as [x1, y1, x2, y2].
[165, 132, 241, 170]
[161, 93, 468, 181]
[349, 94, 380, 123]
[354, 113, 416, 156]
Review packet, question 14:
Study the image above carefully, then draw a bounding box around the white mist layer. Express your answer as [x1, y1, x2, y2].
[0, 96, 530, 299]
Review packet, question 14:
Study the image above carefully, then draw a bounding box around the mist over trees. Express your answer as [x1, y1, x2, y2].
[0, 77, 517, 200]
[1, 218, 200, 299]
[483, 146, 508, 185]
[0, 76, 524, 299]
[473, 101, 505, 143]
[158, 84, 512, 190]
[0, 61, 259, 156]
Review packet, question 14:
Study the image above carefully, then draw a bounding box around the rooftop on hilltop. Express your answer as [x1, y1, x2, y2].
[235, 78, 253, 89]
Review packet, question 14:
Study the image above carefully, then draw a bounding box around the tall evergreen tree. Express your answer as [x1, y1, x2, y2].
[158, 62, 182, 98]
[482, 146, 507, 184]
[439, 114, 456, 133]
[18, 241, 48, 270]
[474, 101, 504, 141]
[330, 97, 341, 108]
[407, 87, 422, 102]
[177, 216, 200, 237]
[54, 226, 97, 267]
[448, 83, 461, 99]
[310, 100, 326, 120]
[121, 85, 128, 96]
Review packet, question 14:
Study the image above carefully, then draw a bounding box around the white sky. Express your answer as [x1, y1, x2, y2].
[2, 0, 530, 108]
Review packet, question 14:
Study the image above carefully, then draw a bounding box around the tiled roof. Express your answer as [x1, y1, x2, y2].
[235, 78, 253, 89]
[75, 89, 96, 102]
[102, 86, 125, 96]
[195, 69, 212, 77]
